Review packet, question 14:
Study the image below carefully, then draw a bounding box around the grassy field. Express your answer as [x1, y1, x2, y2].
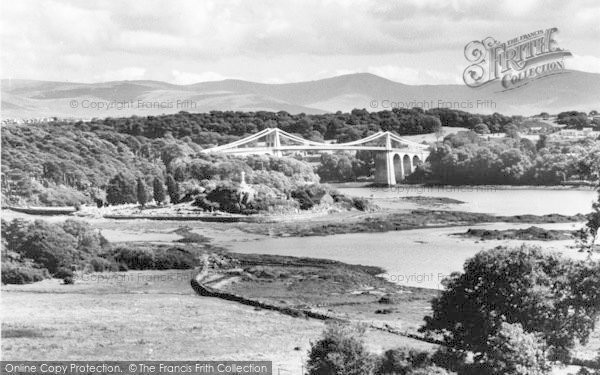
[216, 253, 440, 336]
[1, 270, 437, 373]
[2, 208, 599, 371]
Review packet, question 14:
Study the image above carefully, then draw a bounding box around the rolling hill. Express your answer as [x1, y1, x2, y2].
[2, 70, 599, 119]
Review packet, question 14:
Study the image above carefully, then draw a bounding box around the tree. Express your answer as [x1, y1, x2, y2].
[557, 111, 590, 129]
[306, 323, 375, 375]
[421, 245, 600, 361]
[166, 174, 179, 204]
[473, 123, 490, 135]
[536, 134, 548, 151]
[503, 123, 519, 138]
[337, 155, 355, 181]
[17, 220, 78, 274]
[153, 177, 166, 205]
[582, 186, 600, 255]
[422, 115, 442, 133]
[136, 178, 148, 207]
[106, 173, 137, 205]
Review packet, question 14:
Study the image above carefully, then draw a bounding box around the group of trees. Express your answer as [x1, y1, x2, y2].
[316, 152, 372, 182]
[306, 190, 600, 374]
[105, 174, 166, 207]
[1, 124, 192, 206]
[556, 110, 600, 130]
[307, 319, 550, 375]
[1, 219, 109, 284]
[307, 323, 459, 375]
[58, 108, 448, 144]
[0, 218, 203, 285]
[2, 107, 598, 206]
[414, 131, 600, 185]
[306, 245, 600, 375]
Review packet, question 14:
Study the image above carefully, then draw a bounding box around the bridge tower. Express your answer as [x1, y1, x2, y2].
[265, 128, 282, 157]
[374, 132, 396, 185]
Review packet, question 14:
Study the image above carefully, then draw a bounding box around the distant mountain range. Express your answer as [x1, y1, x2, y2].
[2, 70, 599, 119]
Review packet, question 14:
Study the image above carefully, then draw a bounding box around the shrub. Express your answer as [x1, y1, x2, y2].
[306, 323, 375, 375]
[54, 267, 74, 279]
[108, 246, 199, 270]
[431, 348, 468, 373]
[89, 257, 118, 272]
[202, 184, 243, 213]
[1, 263, 49, 284]
[153, 248, 198, 270]
[352, 197, 376, 211]
[110, 247, 155, 270]
[291, 184, 327, 210]
[375, 347, 431, 375]
[246, 196, 299, 213]
[480, 322, 550, 375]
[378, 295, 398, 304]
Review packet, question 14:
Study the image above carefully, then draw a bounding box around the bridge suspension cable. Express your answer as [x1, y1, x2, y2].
[202, 128, 429, 154]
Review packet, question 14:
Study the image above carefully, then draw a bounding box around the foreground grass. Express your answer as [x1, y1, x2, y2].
[1, 270, 436, 373]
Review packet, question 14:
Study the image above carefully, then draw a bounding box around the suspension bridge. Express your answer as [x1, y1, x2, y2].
[202, 128, 430, 185]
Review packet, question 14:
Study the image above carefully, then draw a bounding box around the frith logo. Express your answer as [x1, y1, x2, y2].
[463, 27, 572, 91]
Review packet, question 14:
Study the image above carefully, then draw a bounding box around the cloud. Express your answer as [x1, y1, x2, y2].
[1, 0, 599, 84]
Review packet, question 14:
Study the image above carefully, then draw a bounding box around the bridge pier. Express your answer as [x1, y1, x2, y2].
[375, 151, 396, 185]
[374, 151, 425, 185]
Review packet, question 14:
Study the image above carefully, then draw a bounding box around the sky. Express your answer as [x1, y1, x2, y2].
[1, 0, 599, 85]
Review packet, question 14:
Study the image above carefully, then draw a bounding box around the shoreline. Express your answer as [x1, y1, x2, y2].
[332, 182, 598, 191]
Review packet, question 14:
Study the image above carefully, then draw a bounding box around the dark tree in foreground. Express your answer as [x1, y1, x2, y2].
[421, 245, 600, 361]
[152, 177, 166, 205]
[106, 173, 136, 205]
[136, 178, 148, 207]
